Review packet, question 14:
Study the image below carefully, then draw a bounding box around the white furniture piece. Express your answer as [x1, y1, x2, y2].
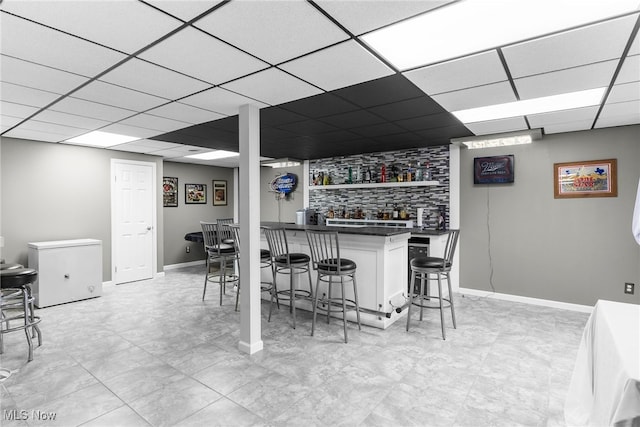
[564, 300, 640, 426]
[28, 239, 102, 308]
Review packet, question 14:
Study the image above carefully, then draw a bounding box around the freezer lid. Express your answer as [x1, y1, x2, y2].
[28, 239, 102, 249]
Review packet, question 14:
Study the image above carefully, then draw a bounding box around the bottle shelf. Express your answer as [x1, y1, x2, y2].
[308, 180, 440, 190]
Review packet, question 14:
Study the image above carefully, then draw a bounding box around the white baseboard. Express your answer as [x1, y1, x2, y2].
[238, 339, 264, 354]
[155, 271, 165, 278]
[163, 260, 205, 271]
[458, 287, 593, 313]
[102, 280, 114, 287]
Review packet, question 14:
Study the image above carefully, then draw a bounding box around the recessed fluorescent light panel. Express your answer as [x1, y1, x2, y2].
[451, 129, 542, 149]
[452, 88, 606, 124]
[184, 150, 239, 160]
[65, 131, 139, 147]
[362, 0, 639, 70]
[261, 158, 301, 168]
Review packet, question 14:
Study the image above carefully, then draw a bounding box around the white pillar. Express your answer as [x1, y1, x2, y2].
[238, 104, 263, 354]
[449, 144, 460, 291]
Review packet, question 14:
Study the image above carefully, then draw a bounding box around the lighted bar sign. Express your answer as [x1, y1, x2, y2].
[270, 173, 298, 194]
[474, 155, 515, 184]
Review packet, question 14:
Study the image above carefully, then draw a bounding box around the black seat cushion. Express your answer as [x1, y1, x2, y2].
[274, 253, 310, 265]
[208, 243, 235, 254]
[260, 249, 271, 260]
[411, 257, 450, 269]
[317, 258, 356, 272]
[0, 268, 38, 288]
[0, 263, 24, 270]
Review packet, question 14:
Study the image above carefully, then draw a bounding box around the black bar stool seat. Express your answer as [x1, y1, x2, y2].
[1, 268, 42, 362]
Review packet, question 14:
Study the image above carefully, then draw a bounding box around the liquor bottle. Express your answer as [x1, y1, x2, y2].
[328, 206, 334, 219]
[364, 166, 371, 183]
[392, 203, 399, 219]
[424, 162, 432, 181]
[323, 172, 330, 186]
[355, 166, 361, 184]
[381, 164, 387, 183]
[348, 166, 353, 184]
[311, 170, 316, 186]
[415, 162, 423, 181]
[406, 164, 413, 182]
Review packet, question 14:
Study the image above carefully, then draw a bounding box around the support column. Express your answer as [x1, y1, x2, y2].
[238, 104, 263, 354]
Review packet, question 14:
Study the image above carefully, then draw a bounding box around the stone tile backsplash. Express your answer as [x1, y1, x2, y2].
[309, 145, 450, 229]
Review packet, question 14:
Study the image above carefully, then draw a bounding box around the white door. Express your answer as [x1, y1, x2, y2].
[112, 160, 156, 284]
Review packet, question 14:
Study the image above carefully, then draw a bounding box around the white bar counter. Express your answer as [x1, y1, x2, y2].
[260, 222, 410, 329]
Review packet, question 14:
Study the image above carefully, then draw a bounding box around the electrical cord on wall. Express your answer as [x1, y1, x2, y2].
[486, 186, 496, 294]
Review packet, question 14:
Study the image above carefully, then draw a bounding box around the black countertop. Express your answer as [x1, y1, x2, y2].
[261, 222, 412, 237]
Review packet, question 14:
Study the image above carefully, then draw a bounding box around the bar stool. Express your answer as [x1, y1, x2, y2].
[306, 230, 361, 343]
[262, 227, 313, 329]
[201, 221, 239, 304]
[0, 268, 42, 362]
[406, 229, 459, 340]
[228, 225, 279, 315]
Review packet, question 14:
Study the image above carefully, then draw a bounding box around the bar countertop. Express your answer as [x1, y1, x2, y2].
[260, 222, 411, 237]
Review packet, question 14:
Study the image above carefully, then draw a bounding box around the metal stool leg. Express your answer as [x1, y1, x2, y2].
[203, 258, 209, 300]
[419, 272, 426, 321]
[341, 276, 348, 343]
[438, 273, 446, 340]
[311, 273, 321, 337]
[447, 273, 456, 328]
[268, 262, 278, 322]
[407, 270, 416, 331]
[22, 290, 34, 362]
[290, 267, 296, 329]
[352, 274, 361, 331]
[326, 276, 332, 324]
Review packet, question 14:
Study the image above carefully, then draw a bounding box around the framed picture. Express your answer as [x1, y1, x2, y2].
[474, 155, 515, 184]
[213, 180, 227, 206]
[185, 184, 207, 204]
[554, 159, 617, 199]
[162, 177, 178, 207]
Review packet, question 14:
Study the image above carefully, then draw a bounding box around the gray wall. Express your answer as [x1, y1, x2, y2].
[460, 125, 640, 306]
[260, 164, 304, 223]
[0, 137, 164, 281]
[162, 161, 234, 266]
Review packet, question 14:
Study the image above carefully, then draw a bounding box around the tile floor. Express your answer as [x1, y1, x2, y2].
[0, 265, 589, 427]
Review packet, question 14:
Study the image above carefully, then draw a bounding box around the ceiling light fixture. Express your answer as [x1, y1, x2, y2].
[451, 129, 543, 149]
[65, 131, 139, 147]
[362, 1, 639, 70]
[260, 158, 301, 168]
[452, 87, 606, 124]
[184, 150, 239, 160]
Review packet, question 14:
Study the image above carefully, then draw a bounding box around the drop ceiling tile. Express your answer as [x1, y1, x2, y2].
[315, 0, 452, 35]
[332, 74, 424, 108]
[118, 139, 184, 151]
[597, 99, 640, 128]
[10, 119, 87, 138]
[139, 27, 268, 85]
[503, 15, 638, 78]
[528, 106, 599, 128]
[194, 0, 348, 65]
[119, 113, 191, 133]
[543, 120, 595, 134]
[99, 123, 164, 139]
[50, 98, 136, 122]
[616, 54, 640, 84]
[279, 40, 394, 92]
[432, 81, 516, 111]
[145, 146, 207, 159]
[70, 81, 167, 111]
[2, 0, 182, 54]
[1, 55, 89, 95]
[607, 81, 640, 103]
[318, 109, 384, 129]
[221, 68, 322, 106]
[277, 119, 339, 136]
[260, 107, 308, 127]
[279, 93, 359, 118]
[0, 13, 127, 77]
[1, 101, 39, 119]
[404, 50, 508, 96]
[1, 115, 23, 129]
[145, 1, 223, 22]
[351, 122, 406, 138]
[368, 97, 446, 122]
[31, 109, 111, 130]
[395, 112, 461, 131]
[464, 117, 528, 135]
[180, 87, 268, 116]
[628, 31, 640, 56]
[147, 102, 226, 124]
[1, 82, 61, 109]
[514, 60, 618, 100]
[99, 59, 212, 100]
[3, 128, 66, 143]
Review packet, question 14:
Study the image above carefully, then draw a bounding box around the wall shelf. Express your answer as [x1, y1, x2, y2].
[308, 180, 440, 190]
